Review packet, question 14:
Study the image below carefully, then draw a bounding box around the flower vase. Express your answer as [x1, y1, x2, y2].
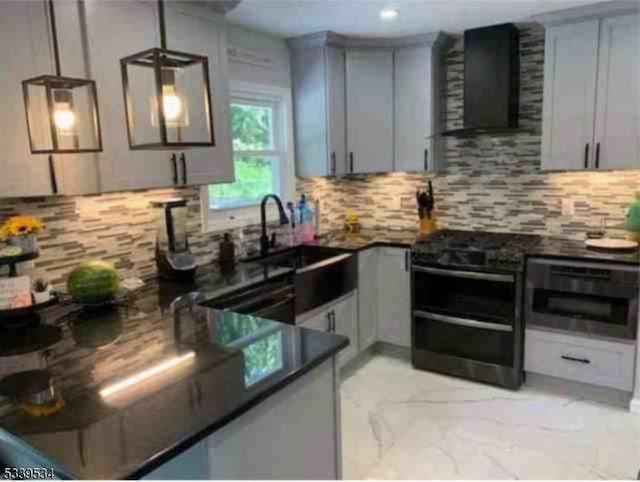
[9, 234, 38, 254]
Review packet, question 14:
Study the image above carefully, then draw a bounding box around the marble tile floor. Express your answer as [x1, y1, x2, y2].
[340, 355, 640, 480]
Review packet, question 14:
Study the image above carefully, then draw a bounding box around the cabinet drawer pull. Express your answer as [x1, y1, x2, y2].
[48, 155, 58, 194]
[595, 143, 600, 169]
[561, 355, 591, 364]
[583, 143, 589, 169]
[331, 151, 336, 174]
[171, 153, 178, 185]
[349, 152, 354, 173]
[424, 148, 429, 171]
[180, 153, 187, 184]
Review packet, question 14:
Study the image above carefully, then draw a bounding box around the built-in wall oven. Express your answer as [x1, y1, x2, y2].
[525, 258, 639, 340]
[412, 265, 524, 389]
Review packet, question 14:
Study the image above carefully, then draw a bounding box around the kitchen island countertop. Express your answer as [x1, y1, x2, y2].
[0, 274, 347, 479]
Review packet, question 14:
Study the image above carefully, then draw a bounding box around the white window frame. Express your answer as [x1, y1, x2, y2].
[201, 81, 295, 232]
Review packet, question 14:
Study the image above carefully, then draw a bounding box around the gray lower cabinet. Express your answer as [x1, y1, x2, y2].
[357, 248, 378, 351]
[377, 248, 412, 348]
[144, 360, 340, 480]
[298, 291, 358, 369]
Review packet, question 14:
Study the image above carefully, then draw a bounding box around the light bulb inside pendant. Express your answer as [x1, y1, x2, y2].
[52, 90, 76, 135]
[162, 86, 183, 123]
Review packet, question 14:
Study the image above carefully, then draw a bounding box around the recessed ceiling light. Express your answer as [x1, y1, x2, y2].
[379, 8, 398, 20]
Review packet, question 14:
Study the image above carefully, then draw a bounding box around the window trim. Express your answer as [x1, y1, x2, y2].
[201, 81, 295, 232]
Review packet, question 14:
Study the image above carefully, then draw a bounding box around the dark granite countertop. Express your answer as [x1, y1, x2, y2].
[311, 228, 422, 251]
[309, 227, 639, 266]
[0, 271, 347, 479]
[529, 236, 639, 265]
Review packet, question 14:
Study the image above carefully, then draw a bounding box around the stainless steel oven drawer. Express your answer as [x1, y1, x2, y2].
[524, 328, 636, 391]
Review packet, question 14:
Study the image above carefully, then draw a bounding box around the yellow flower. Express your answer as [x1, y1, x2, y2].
[0, 215, 45, 237]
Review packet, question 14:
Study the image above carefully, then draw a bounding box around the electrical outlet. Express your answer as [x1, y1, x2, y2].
[561, 198, 575, 216]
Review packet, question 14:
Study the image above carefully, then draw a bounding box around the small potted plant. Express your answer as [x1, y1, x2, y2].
[32, 278, 52, 304]
[0, 215, 45, 254]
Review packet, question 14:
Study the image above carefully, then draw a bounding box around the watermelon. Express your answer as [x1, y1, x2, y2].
[67, 260, 120, 304]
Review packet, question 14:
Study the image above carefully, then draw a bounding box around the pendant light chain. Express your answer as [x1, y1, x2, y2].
[48, 0, 62, 76]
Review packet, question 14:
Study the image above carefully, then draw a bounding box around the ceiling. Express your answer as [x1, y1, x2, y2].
[226, 0, 601, 38]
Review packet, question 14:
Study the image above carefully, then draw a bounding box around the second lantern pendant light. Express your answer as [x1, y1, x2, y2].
[120, 0, 216, 150]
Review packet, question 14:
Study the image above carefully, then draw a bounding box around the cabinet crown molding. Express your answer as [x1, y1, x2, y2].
[531, 0, 639, 26]
[286, 30, 447, 50]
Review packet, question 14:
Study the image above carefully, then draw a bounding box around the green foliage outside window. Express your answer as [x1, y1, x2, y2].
[209, 103, 277, 209]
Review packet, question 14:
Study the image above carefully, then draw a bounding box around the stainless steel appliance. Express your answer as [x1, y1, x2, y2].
[411, 230, 540, 389]
[151, 198, 196, 281]
[525, 258, 639, 340]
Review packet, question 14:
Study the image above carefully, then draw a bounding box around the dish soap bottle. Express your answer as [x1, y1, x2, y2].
[218, 232, 236, 274]
[297, 194, 316, 243]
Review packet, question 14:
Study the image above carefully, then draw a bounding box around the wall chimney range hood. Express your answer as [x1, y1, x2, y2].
[442, 23, 520, 137]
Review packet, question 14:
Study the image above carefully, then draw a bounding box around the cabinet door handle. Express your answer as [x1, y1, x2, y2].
[583, 143, 589, 169]
[349, 152, 354, 173]
[405, 251, 409, 272]
[326, 312, 332, 332]
[180, 153, 187, 184]
[48, 155, 58, 194]
[561, 355, 591, 364]
[595, 143, 600, 169]
[195, 380, 203, 408]
[331, 151, 336, 174]
[424, 148, 429, 171]
[331, 310, 336, 332]
[171, 153, 178, 185]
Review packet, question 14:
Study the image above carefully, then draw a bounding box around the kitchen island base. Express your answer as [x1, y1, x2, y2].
[143, 359, 341, 480]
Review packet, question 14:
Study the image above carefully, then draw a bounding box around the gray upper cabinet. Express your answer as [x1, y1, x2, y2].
[345, 49, 394, 174]
[539, 4, 639, 171]
[288, 31, 446, 177]
[165, 2, 233, 186]
[288, 36, 347, 177]
[593, 14, 639, 170]
[0, 1, 99, 198]
[393, 39, 445, 172]
[84, 0, 174, 192]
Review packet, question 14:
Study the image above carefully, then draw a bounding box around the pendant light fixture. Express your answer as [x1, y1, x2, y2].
[120, 0, 216, 150]
[22, 0, 102, 154]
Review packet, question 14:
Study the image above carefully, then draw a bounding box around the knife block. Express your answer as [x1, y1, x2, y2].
[419, 213, 437, 235]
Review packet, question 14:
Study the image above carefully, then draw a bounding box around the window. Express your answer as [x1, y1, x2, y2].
[203, 82, 294, 230]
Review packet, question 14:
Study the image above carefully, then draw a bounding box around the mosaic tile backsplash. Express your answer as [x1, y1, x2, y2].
[0, 23, 638, 289]
[298, 23, 639, 237]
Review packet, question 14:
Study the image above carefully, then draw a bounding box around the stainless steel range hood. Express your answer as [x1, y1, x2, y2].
[442, 23, 520, 137]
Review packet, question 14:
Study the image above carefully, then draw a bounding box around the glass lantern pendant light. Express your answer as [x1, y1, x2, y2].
[120, 0, 216, 150]
[22, 0, 102, 154]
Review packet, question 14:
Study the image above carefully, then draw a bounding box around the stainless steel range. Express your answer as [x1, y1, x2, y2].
[411, 230, 540, 389]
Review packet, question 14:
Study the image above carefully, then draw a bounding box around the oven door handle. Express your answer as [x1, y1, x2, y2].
[412, 265, 514, 283]
[414, 310, 514, 332]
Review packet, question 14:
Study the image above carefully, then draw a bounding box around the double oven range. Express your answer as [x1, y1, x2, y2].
[411, 230, 540, 389]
